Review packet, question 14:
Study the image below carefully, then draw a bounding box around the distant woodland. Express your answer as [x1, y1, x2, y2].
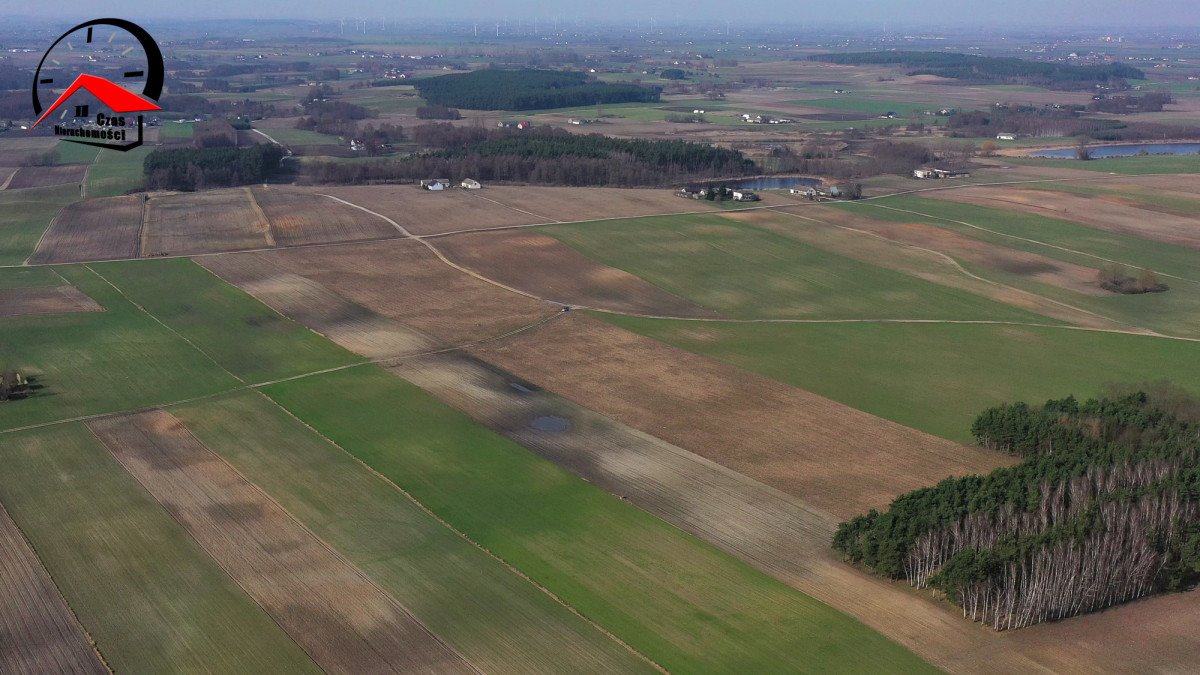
[834, 387, 1200, 630]
[414, 69, 661, 110]
[144, 144, 285, 191]
[810, 52, 1145, 89]
[302, 123, 753, 186]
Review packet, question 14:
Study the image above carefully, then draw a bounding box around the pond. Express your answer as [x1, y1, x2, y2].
[705, 176, 822, 190]
[1029, 143, 1200, 159]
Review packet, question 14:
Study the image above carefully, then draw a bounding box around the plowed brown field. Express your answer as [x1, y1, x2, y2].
[6, 165, 87, 190]
[0, 285, 102, 317]
[142, 188, 271, 256]
[28, 195, 142, 264]
[252, 186, 396, 246]
[0, 501, 106, 675]
[87, 411, 476, 675]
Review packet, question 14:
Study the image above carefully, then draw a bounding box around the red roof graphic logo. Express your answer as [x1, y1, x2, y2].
[31, 73, 161, 129]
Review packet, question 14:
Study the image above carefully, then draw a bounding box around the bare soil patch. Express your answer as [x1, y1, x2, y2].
[198, 254, 432, 359]
[221, 240, 553, 346]
[0, 501, 107, 674]
[929, 186, 1200, 250]
[87, 410, 475, 674]
[7, 165, 87, 190]
[321, 185, 540, 236]
[472, 312, 1011, 518]
[142, 188, 271, 256]
[29, 195, 142, 264]
[435, 229, 718, 317]
[0, 285, 102, 318]
[252, 186, 397, 247]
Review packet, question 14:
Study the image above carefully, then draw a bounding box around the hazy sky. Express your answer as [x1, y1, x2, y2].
[4, 0, 1196, 28]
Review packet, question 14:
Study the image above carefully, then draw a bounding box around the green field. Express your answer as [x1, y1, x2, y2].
[0, 184, 79, 265]
[600, 316, 1200, 442]
[157, 121, 195, 140]
[0, 265, 238, 430]
[788, 97, 938, 117]
[174, 392, 653, 673]
[86, 146, 151, 197]
[0, 423, 317, 673]
[541, 213, 1052, 322]
[53, 141, 101, 165]
[96, 258, 360, 382]
[0, 266, 62, 289]
[1009, 155, 1200, 175]
[262, 367, 933, 674]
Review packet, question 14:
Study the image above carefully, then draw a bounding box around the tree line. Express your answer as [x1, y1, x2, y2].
[810, 51, 1144, 88]
[414, 68, 661, 110]
[834, 388, 1200, 630]
[143, 143, 284, 191]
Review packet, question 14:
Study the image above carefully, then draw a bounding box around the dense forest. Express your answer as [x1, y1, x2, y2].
[301, 123, 753, 186]
[834, 387, 1200, 630]
[413, 69, 661, 110]
[809, 52, 1145, 88]
[144, 143, 284, 191]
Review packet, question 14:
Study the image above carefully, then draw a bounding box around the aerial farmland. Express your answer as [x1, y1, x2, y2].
[2, 10, 1200, 674]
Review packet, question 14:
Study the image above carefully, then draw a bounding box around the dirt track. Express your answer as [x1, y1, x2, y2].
[252, 186, 396, 247]
[0, 285, 102, 318]
[0, 501, 107, 675]
[87, 411, 476, 675]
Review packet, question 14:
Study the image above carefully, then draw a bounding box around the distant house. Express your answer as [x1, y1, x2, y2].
[879, 111, 897, 119]
[420, 179, 450, 190]
[732, 190, 759, 202]
[567, 118, 596, 125]
[0, 371, 29, 402]
[996, 133, 1016, 140]
[677, 186, 705, 199]
[349, 139, 365, 151]
[914, 167, 970, 179]
[461, 178, 482, 189]
[516, 121, 532, 130]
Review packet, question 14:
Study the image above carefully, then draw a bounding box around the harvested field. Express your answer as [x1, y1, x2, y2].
[28, 195, 142, 264]
[87, 410, 476, 675]
[929, 186, 1200, 250]
[0, 285, 103, 317]
[0, 501, 106, 675]
[7, 165, 87, 190]
[474, 185, 730, 224]
[794, 204, 1108, 295]
[435, 229, 718, 317]
[198, 255, 430, 359]
[142, 188, 271, 256]
[215, 239, 553, 346]
[320, 185, 541, 236]
[0, 138, 59, 166]
[472, 312, 1012, 518]
[252, 186, 397, 246]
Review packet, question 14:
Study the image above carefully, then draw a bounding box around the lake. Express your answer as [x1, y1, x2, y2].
[1029, 143, 1200, 159]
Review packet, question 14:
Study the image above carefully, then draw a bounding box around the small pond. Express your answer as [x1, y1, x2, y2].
[1029, 143, 1200, 159]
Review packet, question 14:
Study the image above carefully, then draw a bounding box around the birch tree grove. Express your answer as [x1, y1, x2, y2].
[834, 391, 1200, 630]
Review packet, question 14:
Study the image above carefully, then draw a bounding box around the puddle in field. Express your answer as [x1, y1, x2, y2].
[530, 416, 570, 432]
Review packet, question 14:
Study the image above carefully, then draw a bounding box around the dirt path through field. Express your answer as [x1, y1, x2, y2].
[0, 501, 108, 674]
[87, 411, 477, 675]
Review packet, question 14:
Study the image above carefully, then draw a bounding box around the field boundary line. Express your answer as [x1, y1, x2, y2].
[249, 389, 670, 675]
[0, 167, 15, 191]
[0, 498, 113, 674]
[0, 313, 566, 437]
[89, 412, 481, 674]
[244, 186, 277, 248]
[83, 264, 247, 383]
[464, 191, 561, 222]
[79, 421, 326, 673]
[22, 198, 75, 267]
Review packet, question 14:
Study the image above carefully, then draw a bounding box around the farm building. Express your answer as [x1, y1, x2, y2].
[790, 187, 818, 198]
[913, 168, 971, 179]
[996, 133, 1017, 140]
[677, 186, 707, 199]
[461, 179, 482, 189]
[420, 179, 451, 191]
[732, 190, 760, 202]
[0, 371, 29, 401]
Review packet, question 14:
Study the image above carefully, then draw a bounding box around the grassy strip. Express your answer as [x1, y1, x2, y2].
[261, 366, 935, 674]
[0, 184, 79, 265]
[0, 423, 318, 673]
[1007, 155, 1200, 175]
